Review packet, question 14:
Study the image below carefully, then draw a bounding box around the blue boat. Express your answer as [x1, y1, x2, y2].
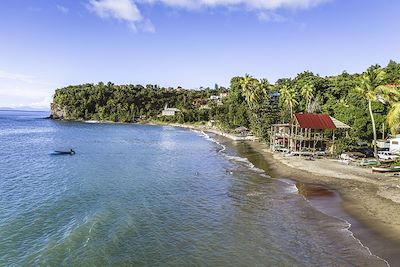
[51, 149, 75, 155]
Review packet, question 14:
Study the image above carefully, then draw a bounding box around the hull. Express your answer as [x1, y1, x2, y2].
[51, 151, 75, 155]
[372, 166, 400, 173]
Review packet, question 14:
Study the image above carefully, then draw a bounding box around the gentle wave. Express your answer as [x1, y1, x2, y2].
[197, 130, 273, 176]
[298, 190, 390, 267]
[0, 127, 55, 136]
[193, 130, 226, 153]
[197, 129, 388, 266]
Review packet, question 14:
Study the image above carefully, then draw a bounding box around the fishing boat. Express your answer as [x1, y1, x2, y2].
[372, 165, 400, 173]
[359, 159, 379, 166]
[51, 149, 75, 155]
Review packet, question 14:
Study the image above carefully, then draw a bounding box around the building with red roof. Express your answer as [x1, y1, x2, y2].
[270, 113, 350, 154]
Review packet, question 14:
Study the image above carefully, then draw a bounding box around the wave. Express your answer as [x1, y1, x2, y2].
[194, 130, 226, 153]
[298, 192, 390, 267]
[197, 130, 270, 175]
[0, 128, 55, 136]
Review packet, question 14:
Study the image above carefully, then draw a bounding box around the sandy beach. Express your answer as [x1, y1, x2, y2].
[150, 123, 400, 240]
[236, 141, 400, 264]
[162, 122, 400, 264]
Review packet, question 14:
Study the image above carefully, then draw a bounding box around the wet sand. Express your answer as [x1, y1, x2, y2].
[153, 122, 400, 265]
[237, 140, 400, 266]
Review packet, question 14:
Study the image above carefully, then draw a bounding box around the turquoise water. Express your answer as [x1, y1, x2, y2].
[0, 110, 387, 266]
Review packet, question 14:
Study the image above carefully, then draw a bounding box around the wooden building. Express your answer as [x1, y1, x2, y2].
[270, 113, 350, 153]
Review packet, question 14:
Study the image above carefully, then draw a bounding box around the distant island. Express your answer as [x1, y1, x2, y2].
[51, 60, 400, 150]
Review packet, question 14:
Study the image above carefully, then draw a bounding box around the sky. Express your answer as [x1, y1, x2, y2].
[0, 0, 399, 109]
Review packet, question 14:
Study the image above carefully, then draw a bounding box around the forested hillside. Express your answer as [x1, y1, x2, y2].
[51, 60, 400, 142]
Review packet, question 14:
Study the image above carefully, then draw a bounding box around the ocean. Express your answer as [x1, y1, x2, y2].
[0, 110, 387, 266]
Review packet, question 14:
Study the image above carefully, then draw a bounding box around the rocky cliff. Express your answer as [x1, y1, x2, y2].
[50, 103, 67, 120]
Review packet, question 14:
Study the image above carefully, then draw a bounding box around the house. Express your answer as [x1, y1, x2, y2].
[219, 92, 229, 98]
[192, 99, 208, 106]
[270, 113, 350, 153]
[161, 104, 180, 116]
[234, 126, 250, 137]
[269, 92, 280, 102]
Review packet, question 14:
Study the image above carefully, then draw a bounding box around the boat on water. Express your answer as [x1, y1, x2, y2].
[372, 165, 400, 173]
[51, 149, 75, 155]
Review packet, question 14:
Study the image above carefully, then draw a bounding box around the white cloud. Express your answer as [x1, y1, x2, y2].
[87, 0, 328, 32]
[0, 70, 57, 108]
[57, 5, 69, 14]
[87, 0, 142, 26]
[139, 19, 156, 33]
[257, 11, 287, 22]
[0, 70, 37, 84]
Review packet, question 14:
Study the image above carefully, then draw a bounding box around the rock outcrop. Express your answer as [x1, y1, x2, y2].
[50, 103, 67, 120]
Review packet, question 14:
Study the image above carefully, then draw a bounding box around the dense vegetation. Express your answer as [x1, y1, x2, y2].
[52, 60, 400, 146]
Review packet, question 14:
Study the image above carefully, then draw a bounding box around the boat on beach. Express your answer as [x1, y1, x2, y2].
[372, 165, 400, 173]
[359, 159, 379, 166]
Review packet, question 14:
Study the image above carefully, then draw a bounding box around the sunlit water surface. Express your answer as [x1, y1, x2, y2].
[0, 110, 387, 266]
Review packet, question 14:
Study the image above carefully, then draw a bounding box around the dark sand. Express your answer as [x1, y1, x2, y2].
[229, 140, 400, 266]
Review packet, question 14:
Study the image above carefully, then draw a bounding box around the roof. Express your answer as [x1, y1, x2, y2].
[164, 108, 180, 112]
[294, 113, 336, 129]
[234, 126, 249, 132]
[330, 116, 351, 129]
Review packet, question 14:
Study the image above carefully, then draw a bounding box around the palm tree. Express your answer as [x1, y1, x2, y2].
[376, 85, 400, 135]
[280, 85, 298, 118]
[387, 102, 400, 135]
[259, 78, 270, 97]
[301, 83, 314, 112]
[240, 74, 260, 107]
[356, 67, 389, 158]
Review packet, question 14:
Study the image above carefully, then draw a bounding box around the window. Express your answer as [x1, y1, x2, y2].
[392, 141, 399, 145]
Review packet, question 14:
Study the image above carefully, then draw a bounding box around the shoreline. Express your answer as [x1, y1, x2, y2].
[154, 121, 400, 264]
[59, 119, 400, 263]
[223, 139, 400, 265]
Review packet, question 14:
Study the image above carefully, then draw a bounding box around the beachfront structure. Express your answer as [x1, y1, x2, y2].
[270, 113, 350, 153]
[389, 135, 400, 153]
[377, 139, 390, 150]
[161, 104, 180, 116]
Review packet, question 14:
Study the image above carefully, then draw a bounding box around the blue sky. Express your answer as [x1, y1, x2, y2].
[0, 0, 399, 108]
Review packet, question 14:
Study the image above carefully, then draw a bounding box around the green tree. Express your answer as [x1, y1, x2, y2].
[301, 83, 314, 112]
[279, 85, 298, 118]
[356, 67, 389, 157]
[240, 74, 260, 108]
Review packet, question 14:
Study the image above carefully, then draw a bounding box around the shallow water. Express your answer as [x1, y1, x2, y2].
[0, 110, 388, 266]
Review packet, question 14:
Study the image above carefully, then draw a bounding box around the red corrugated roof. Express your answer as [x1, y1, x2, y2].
[294, 113, 336, 129]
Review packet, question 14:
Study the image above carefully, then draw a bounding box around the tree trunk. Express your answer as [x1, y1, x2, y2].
[369, 100, 378, 159]
[290, 105, 293, 118]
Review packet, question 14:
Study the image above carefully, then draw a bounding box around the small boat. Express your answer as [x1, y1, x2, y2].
[51, 149, 75, 155]
[372, 165, 400, 173]
[359, 159, 379, 166]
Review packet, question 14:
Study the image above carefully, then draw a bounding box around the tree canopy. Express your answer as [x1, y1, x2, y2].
[52, 60, 400, 143]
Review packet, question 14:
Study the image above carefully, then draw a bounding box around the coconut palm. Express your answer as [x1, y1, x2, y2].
[376, 85, 400, 135]
[356, 67, 389, 158]
[280, 85, 298, 118]
[301, 83, 314, 112]
[387, 102, 400, 135]
[240, 74, 260, 107]
[259, 78, 270, 97]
